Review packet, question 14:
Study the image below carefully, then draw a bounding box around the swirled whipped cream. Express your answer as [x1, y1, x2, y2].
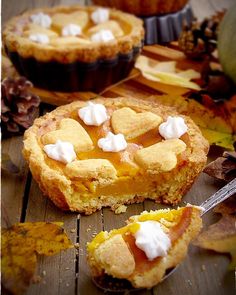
[159, 116, 188, 139]
[78, 102, 109, 126]
[62, 24, 82, 37]
[98, 132, 127, 152]
[134, 221, 171, 260]
[91, 29, 115, 43]
[29, 33, 49, 44]
[30, 12, 52, 28]
[91, 8, 109, 24]
[43, 140, 76, 164]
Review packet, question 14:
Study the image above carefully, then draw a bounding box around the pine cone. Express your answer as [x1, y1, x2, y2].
[1, 77, 40, 138]
[178, 11, 225, 59]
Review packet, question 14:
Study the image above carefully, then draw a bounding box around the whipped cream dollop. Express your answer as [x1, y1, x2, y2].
[62, 24, 82, 37]
[29, 33, 49, 44]
[91, 8, 109, 24]
[134, 221, 171, 260]
[98, 132, 127, 152]
[30, 12, 52, 28]
[78, 102, 109, 126]
[91, 29, 115, 42]
[159, 116, 188, 139]
[43, 140, 76, 164]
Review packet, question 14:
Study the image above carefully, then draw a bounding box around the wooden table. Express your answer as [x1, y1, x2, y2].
[2, 1, 235, 295]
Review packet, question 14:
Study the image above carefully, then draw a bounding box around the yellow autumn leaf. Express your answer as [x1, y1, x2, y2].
[1, 222, 73, 295]
[149, 94, 235, 150]
[135, 55, 200, 90]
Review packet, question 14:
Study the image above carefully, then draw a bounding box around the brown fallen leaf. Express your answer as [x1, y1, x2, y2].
[213, 196, 236, 215]
[193, 198, 236, 270]
[204, 147, 236, 182]
[1, 222, 73, 295]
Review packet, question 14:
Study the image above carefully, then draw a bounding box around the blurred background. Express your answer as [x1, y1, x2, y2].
[2, 0, 235, 24]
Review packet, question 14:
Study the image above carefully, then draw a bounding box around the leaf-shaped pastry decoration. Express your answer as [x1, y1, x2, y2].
[135, 55, 200, 90]
[193, 198, 236, 270]
[1, 222, 73, 295]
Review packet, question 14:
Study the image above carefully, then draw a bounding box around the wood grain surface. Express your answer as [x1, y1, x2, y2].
[1, 1, 235, 295]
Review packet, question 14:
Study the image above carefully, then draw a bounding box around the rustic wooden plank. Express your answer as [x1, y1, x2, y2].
[24, 104, 77, 295]
[77, 212, 104, 295]
[1, 136, 29, 227]
[25, 178, 77, 295]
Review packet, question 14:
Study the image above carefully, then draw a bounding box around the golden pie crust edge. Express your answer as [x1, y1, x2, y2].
[22, 97, 209, 214]
[87, 207, 202, 288]
[3, 5, 144, 63]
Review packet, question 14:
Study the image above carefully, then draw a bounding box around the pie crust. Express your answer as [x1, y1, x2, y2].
[23, 97, 209, 214]
[3, 5, 144, 92]
[87, 206, 202, 288]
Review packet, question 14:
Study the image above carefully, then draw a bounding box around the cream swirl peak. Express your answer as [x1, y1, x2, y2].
[98, 132, 127, 152]
[134, 221, 171, 260]
[62, 24, 82, 36]
[29, 33, 49, 44]
[90, 29, 115, 42]
[30, 12, 52, 28]
[159, 116, 188, 139]
[78, 102, 109, 126]
[91, 8, 110, 24]
[43, 140, 76, 164]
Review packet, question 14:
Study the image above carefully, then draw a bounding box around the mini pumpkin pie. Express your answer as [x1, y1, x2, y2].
[87, 205, 202, 288]
[23, 97, 209, 214]
[3, 5, 144, 92]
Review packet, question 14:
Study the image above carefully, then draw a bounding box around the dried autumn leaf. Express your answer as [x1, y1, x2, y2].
[149, 94, 236, 150]
[214, 196, 236, 215]
[1, 222, 73, 295]
[135, 55, 200, 90]
[204, 150, 236, 182]
[193, 214, 236, 269]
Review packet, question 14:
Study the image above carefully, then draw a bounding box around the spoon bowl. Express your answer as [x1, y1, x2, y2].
[92, 178, 236, 293]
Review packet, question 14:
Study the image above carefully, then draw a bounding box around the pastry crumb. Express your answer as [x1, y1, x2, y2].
[74, 243, 80, 250]
[114, 205, 127, 214]
[32, 275, 42, 284]
[201, 264, 206, 271]
[42, 270, 46, 277]
[70, 228, 76, 233]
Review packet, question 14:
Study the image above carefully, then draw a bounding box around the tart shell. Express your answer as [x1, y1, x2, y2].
[3, 5, 144, 92]
[23, 97, 209, 214]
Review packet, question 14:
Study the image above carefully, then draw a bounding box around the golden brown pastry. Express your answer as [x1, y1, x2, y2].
[3, 5, 144, 92]
[87, 206, 202, 288]
[23, 97, 209, 214]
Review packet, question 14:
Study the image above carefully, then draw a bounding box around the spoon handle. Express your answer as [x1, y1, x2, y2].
[200, 178, 236, 216]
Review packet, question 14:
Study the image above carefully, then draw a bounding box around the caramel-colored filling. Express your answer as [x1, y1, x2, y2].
[88, 207, 193, 274]
[15, 9, 132, 41]
[123, 207, 192, 274]
[39, 108, 190, 197]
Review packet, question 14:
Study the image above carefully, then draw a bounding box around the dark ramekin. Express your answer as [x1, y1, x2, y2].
[5, 44, 142, 93]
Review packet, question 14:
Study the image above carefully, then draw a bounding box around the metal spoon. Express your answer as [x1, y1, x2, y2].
[92, 178, 236, 293]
